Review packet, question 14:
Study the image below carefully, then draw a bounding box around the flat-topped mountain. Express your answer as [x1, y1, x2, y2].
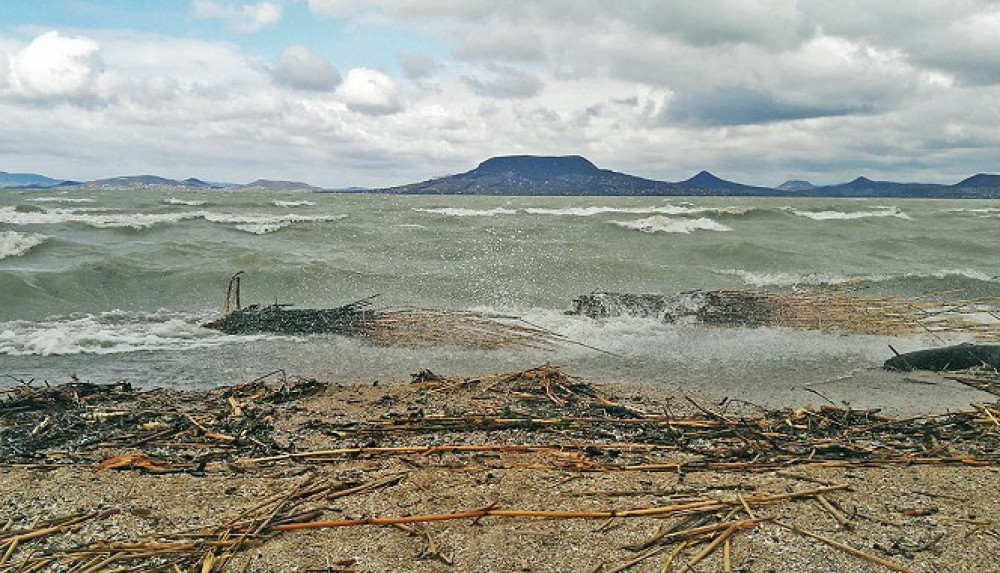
[379, 155, 681, 196]
[3, 159, 999, 197]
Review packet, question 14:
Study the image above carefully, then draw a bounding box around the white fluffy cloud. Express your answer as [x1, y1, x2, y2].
[5, 30, 102, 100]
[4, 3, 1000, 187]
[337, 68, 403, 115]
[193, 1, 282, 33]
[271, 45, 341, 91]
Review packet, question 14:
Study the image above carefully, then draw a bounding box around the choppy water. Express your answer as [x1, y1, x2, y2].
[2, 188, 998, 411]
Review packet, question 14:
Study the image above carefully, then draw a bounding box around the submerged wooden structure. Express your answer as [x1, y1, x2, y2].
[568, 287, 1000, 341]
[202, 272, 569, 350]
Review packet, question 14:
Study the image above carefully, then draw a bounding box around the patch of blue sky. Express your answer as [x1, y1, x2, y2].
[0, 0, 451, 76]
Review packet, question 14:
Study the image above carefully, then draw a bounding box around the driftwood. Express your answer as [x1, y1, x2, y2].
[884, 343, 1000, 372]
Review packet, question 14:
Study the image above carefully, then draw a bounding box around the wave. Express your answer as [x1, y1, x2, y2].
[784, 206, 910, 220]
[0, 206, 196, 229]
[273, 200, 315, 207]
[0, 231, 50, 260]
[612, 215, 732, 234]
[202, 212, 347, 234]
[26, 196, 95, 204]
[415, 207, 518, 217]
[524, 205, 752, 217]
[939, 207, 1000, 218]
[165, 198, 206, 206]
[0, 206, 346, 233]
[0, 310, 272, 356]
[721, 268, 998, 288]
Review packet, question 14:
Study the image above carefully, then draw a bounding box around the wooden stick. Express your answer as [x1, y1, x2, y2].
[774, 521, 917, 573]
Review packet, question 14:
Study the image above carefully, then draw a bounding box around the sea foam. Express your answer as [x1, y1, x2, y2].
[273, 200, 315, 207]
[525, 205, 751, 217]
[415, 207, 518, 217]
[0, 206, 346, 233]
[0, 310, 268, 356]
[612, 215, 732, 234]
[165, 198, 207, 206]
[0, 231, 49, 260]
[785, 206, 910, 220]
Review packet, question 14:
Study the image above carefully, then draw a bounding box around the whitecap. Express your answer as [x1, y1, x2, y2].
[165, 198, 207, 206]
[0, 207, 346, 232]
[719, 270, 858, 288]
[720, 268, 997, 288]
[0, 310, 271, 356]
[612, 215, 732, 234]
[273, 200, 315, 207]
[525, 205, 750, 217]
[26, 196, 95, 204]
[203, 212, 347, 234]
[415, 207, 517, 217]
[0, 231, 50, 260]
[0, 207, 197, 229]
[785, 206, 910, 220]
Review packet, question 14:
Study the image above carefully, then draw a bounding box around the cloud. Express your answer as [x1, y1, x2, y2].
[337, 68, 403, 115]
[398, 53, 438, 79]
[271, 45, 341, 91]
[666, 85, 862, 126]
[5, 30, 103, 101]
[462, 65, 543, 99]
[192, 1, 282, 33]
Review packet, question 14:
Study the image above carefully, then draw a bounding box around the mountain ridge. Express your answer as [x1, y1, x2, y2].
[2, 156, 999, 197]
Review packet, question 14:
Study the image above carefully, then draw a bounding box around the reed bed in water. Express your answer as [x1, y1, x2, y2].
[695, 287, 1000, 341]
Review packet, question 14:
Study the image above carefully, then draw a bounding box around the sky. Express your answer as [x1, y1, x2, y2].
[1, 1, 999, 188]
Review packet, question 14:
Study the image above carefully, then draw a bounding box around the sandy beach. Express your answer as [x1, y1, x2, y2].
[2, 364, 999, 572]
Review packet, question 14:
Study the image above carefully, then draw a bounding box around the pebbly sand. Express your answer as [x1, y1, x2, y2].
[1, 364, 998, 572]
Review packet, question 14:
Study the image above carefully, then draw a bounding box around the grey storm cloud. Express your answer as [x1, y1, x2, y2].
[397, 53, 438, 79]
[462, 66, 543, 99]
[665, 85, 867, 126]
[271, 45, 341, 91]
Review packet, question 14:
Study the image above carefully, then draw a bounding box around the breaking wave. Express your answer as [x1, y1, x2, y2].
[273, 200, 315, 207]
[721, 269, 998, 288]
[0, 310, 268, 356]
[201, 212, 347, 234]
[785, 206, 910, 220]
[524, 205, 752, 217]
[0, 231, 50, 260]
[0, 206, 346, 233]
[26, 196, 95, 204]
[612, 216, 732, 234]
[415, 207, 518, 217]
[165, 198, 206, 206]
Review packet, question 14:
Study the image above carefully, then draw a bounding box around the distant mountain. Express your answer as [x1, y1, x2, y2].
[775, 180, 816, 192]
[953, 173, 1000, 188]
[230, 179, 324, 192]
[813, 176, 965, 198]
[678, 170, 775, 194]
[78, 175, 205, 190]
[379, 156, 657, 196]
[0, 171, 71, 188]
[378, 155, 684, 196]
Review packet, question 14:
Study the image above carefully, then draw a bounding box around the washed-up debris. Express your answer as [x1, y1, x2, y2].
[0, 372, 323, 467]
[568, 287, 1000, 340]
[2, 364, 998, 572]
[885, 343, 1000, 372]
